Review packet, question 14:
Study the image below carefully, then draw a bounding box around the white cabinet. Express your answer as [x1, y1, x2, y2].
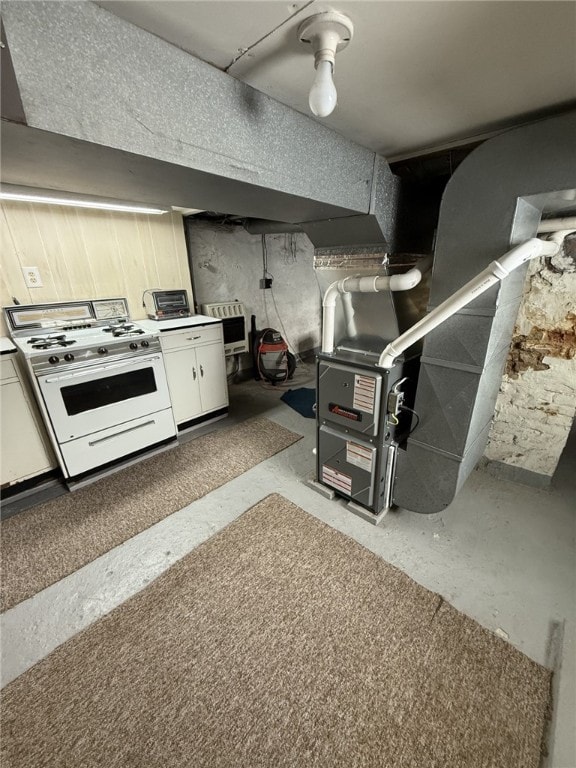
[1, 355, 55, 486]
[195, 343, 228, 413]
[163, 346, 202, 423]
[159, 324, 228, 427]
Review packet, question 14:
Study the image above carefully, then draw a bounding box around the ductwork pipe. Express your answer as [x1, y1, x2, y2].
[243, 219, 304, 235]
[378, 238, 559, 369]
[322, 257, 433, 354]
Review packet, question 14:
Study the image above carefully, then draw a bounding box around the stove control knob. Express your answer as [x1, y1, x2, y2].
[48, 355, 59, 365]
[141, 340, 150, 348]
[130, 342, 138, 350]
[64, 353, 75, 362]
[98, 347, 108, 355]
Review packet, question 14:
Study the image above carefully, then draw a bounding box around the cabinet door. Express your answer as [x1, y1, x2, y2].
[197, 343, 229, 414]
[163, 348, 202, 424]
[1, 381, 54, 484]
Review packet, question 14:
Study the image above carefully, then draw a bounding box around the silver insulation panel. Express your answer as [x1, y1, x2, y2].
[394, 110, 576, 513]
[1, 1, 374, 222]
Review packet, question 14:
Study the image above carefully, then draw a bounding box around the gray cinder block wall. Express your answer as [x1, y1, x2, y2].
[187, 220, 321, 362]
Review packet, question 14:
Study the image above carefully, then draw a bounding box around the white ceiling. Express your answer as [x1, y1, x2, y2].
[96, 2, 576, 160]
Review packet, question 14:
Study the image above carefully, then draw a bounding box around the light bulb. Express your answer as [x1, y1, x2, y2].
[309, 60, 337, 117]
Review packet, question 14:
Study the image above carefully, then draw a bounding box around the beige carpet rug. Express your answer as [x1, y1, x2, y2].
[1, 494, 551, 768]
[0, 418, 301, 612]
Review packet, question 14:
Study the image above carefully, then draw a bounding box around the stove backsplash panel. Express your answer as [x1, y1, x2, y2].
[0, 204, 193, 336]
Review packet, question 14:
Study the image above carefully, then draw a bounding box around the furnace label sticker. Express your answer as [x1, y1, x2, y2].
[346, 441, 374, 473]
[322, 465, 352, 495]
[328, 403, 362, 422]
[353, 375, 376, 413]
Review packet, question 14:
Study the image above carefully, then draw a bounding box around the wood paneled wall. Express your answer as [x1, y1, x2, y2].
[0, 202, 193, 334]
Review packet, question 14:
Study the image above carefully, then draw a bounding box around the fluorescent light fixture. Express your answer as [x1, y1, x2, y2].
[0, 190, 168, 215]
[171, 206, 206, 215]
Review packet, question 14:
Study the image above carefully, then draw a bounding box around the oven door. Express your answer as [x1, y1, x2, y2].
[37, 354, 173, 443]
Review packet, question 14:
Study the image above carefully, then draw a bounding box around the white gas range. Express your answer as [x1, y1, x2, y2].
[5, 299, 177, 481]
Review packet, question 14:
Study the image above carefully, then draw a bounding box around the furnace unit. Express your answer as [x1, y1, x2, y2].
[316, 351, 415, 522]
[312, 237, 560, 523]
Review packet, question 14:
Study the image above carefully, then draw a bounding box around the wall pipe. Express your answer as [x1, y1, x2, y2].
[546, 228, 575, 246]
[321, 257, 433, 354]
[537, 216, 576, 233]
[378, 238, 560, 369]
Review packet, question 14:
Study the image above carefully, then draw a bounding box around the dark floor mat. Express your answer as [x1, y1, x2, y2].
[280, 387, 316, 418]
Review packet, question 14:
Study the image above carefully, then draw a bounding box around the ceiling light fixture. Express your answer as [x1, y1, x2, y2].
[0, 190, 168, 215]
[298, 11, 354, 118]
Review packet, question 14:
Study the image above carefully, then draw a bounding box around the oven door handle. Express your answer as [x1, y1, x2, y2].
[88, 419, 156, 447]
[43, 355, 162, 383]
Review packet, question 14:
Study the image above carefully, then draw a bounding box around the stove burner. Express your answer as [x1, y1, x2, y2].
[102, 321, 133, 333]
[28, 335, 77, 350]
[102, 320, 145, 338]
[112, 328, 145, 338]
[28, 334, 66, 343]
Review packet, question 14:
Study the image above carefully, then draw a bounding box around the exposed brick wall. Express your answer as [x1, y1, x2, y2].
[484, 234, 576, 478]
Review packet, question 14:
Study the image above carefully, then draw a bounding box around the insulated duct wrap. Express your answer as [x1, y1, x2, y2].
[393, 110, 576, 513]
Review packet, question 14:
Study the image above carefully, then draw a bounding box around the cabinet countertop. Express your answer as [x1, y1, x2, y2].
[0, 337, 17, 355]
[139, 315, 221, 333]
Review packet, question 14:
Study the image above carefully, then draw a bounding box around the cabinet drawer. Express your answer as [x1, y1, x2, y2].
[160, 324, 223, 351]
[0, 357, 18, 382]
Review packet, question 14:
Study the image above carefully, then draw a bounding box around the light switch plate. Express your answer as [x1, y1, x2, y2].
[22, 266, 43, 288]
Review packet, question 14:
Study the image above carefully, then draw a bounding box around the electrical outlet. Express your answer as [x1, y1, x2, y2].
[22, 266, 43, 288]
[259, 278, 273, 289]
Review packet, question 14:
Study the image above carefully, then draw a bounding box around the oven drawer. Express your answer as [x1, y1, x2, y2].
[59, 408, 176, 477]
[159, 325, 222, 351]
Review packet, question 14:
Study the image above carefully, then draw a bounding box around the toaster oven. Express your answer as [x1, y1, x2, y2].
[143, 290, 191, 320]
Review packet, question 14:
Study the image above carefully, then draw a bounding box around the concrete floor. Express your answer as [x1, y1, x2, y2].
[1, 373, 575, 767]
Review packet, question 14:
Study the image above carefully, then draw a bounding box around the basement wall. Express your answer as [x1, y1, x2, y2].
[186, 220, 321, 363]
[483, 234, 576, 485]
